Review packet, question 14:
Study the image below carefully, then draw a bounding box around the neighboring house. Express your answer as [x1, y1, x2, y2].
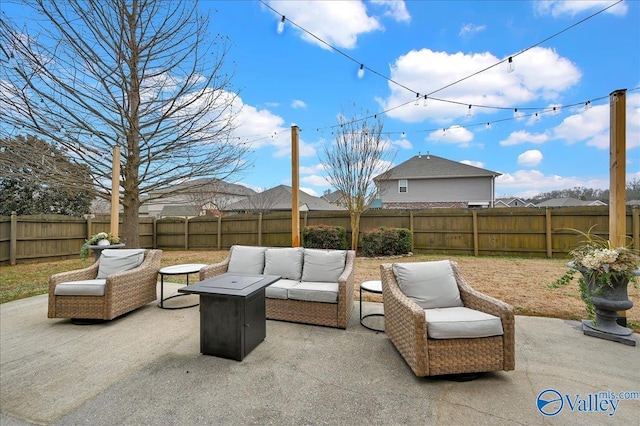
[627, 200, 640, 207]
[322, 190, 348, 208]
[494, 198, 536, 208]
[373, 154, 501, 209]
[224, 185, 343, 214]
[535, 198, 607, 208]
[158, 205, 202, 219]
[141, 178, 256, 218]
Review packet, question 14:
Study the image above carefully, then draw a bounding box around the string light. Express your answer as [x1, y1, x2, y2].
[467, 105, 472, 117]
[507, 57, 514, 73]
[414, 93, 420, 106]
[514, 108, 519, 118]
[584, 101, 591, 110]
[486, 122, 491, 130]
[358, 64, 364, 79]
[277, 15, 285, 34]
[423, 95, 428, 107]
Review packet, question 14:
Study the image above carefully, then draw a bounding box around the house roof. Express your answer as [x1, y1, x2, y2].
[375, 154, 501, 180]
[323, 190, 345, 203]
[535, 197, 607, 207]
[148, 178, 256, 197]
[160, 205, 201, 218]
[224, 185, 343, 212]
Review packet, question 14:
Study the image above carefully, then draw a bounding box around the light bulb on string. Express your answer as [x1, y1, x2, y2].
[553, 106, 559, 116]
[415, 93, 420, 106]
[514, 108, 519, 118]
[507, 57, 514, 73]
[277, 16, 285, 34]
[486, 122, 491, 130]
[423, 95, 428, 107]
[358, 64, 364, 79]
[467, 105, 472, 117]
[584, 101, 591, 111]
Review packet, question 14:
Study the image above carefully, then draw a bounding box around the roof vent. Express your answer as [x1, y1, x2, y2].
[426, 151, 430, 159]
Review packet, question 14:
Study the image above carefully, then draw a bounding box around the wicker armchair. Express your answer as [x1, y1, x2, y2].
[48, 249, 162, 321]
[380, 261, 515, 377]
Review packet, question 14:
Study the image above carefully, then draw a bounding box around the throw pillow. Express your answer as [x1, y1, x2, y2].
[301, 249, 346, 283]
[264, 247, 304, 280]
[228, 246, 267, 274]
[392, 261, 463, 309]
[97, 249, 146, 279]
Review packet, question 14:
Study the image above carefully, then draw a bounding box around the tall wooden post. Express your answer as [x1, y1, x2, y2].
[291, 126, 300, 247]
[609, 89, 627, 326]
[609, 89, 626, 247]
[110, 146, 121, 237]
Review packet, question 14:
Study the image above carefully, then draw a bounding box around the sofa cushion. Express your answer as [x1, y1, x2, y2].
[97, 249, 145, 279]
[265, 279, 300, 299]
[228, 246, 267, 275]
[301, 249, 346, 283]
[264, 247, 304, 280]
[54, 279, 107, 296]
[425, 307, 504, 339]
[288, 281, 339, 304]
[392, 261, 463, 310]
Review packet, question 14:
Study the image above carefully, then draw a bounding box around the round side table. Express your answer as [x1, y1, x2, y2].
[158, 263, 208, 309]
[360, 280, 384, 332]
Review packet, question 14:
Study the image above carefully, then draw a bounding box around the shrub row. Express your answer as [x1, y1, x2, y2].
[302, 224, 348, 250]
[359, 227, 412, 257]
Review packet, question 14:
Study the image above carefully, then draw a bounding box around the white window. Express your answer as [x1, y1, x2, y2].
[398, 179, 408, 193]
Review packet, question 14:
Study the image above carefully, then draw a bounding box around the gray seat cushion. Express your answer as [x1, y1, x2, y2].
[263, 247, 304, 280]
[301, 249, 346, 283]
[392, 261, 463, 309]
[425, 307, 504, 339]
[265, 279, 300, 299]
[97, 249, 145, 279]
[287, 281, 339, 304]
[54, 279, 107, 296]
[228, 246, 266, 275]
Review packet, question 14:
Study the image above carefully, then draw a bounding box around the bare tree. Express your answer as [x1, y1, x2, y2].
[322, 112, 394, 251]
[1, 0, 249, 246]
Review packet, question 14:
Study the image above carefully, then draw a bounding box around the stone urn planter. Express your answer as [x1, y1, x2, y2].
[579, 269, 636, 345]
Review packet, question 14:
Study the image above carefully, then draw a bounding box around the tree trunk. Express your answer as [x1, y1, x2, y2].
[350, 212, 361, 252]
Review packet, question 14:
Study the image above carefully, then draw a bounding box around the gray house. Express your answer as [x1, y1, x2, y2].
[373, 154, 501, 209]
[224, 185, 343, 214]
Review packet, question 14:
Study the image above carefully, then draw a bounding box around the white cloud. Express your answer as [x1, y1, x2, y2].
[534, 0, 627, 18]
[268, 0, 382, 49]
[551, 93, 640, 150]
[379, 46, 581, 123]
[391, 137, 413, 149]
[495, 169, 609, 197]
[518, 150, 544, 167]
[301, 174, 330, 187]
[459, 23, 486, 38]
[370, 0, 411, 22]
[500, 130, 549, 146]
[300, 187, 319, 196]
[460, 159, 484, 168]
[226, 94, 316, 158]
[291, 99, 307, 109]
[299, 164, 326, 174]
[427, 125, 474, 147]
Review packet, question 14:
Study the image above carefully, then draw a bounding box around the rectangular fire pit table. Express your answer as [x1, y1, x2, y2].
[178, 273, 280, 361]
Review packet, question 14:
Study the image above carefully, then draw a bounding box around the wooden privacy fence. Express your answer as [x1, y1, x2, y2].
[1, 206, 639, 265]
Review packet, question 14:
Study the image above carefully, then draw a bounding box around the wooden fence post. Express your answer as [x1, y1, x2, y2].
[217, 215, 222, 250]
[184, 218, 189, 250]
[409, 210, 414, 252]
[633, 206, 639, 251]
[10, 212, 17, 266]
[545, 208, 553, 258]
[258, 213, 263, 247]
[472, 209, 478, 256]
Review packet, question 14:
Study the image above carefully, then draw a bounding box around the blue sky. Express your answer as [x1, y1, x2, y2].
[3, 0, 639, 199]
[205, 0, 639, 198]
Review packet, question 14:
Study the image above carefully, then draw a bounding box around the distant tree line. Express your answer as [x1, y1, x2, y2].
[523, 179, 640, 204]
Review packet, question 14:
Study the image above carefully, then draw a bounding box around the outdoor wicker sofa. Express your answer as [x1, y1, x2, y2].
[199, 245, 355, 329]
[380, 260, 515, 376]
[48, 249, 162, 321]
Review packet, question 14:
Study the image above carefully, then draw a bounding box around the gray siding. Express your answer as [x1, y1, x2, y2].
[378, 177, 493, 203]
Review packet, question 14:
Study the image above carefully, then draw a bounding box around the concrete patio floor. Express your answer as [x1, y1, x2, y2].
[1, 283, 639, 425]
